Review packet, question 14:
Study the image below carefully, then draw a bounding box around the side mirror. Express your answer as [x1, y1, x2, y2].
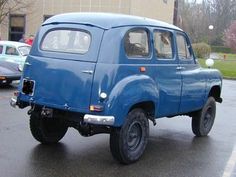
[205, 58, 214, 68]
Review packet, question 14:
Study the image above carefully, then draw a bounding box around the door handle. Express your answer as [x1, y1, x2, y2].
[82, 70, 93, 74]
[24, 62, 31, 66]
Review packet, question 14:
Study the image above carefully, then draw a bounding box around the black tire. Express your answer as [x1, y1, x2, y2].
[110, 108, 149, 164]
[30, 111, 68, 144]
[192, 97, 216, 137]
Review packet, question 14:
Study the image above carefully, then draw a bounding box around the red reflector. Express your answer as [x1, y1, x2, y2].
[14, 91, 19, 97]
[0, 76, 6, 80]
[140, 67, 146, 72]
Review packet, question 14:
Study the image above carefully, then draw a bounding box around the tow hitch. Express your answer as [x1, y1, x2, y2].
[41, 107, 53, 118]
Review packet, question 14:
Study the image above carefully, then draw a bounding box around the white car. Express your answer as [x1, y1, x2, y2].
[0, 41, 31, 66]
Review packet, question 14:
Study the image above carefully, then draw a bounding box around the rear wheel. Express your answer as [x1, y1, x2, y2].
[192, 97, 216, 137]
[110, 108, 149, 164]
[30, 111, 68, 144]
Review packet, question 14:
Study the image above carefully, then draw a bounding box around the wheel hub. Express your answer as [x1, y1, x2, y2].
[203, 107, 213, 129]
[127, 121, 142, 150]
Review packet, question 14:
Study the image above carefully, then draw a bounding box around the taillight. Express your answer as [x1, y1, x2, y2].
[0, 76, 6, 80]
[90, 105, 104, 112]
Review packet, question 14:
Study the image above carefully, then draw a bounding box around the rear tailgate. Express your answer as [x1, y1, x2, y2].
[19, 24, 104, 112]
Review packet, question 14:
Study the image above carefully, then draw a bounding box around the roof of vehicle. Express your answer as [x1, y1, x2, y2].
[0, 41, 31, 48]
[43, 12, 182, 31]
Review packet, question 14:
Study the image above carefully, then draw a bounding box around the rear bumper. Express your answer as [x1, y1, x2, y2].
[84, 114, 115, 125]
[10, 97, 17, 108]
[10, 99, 115, 126]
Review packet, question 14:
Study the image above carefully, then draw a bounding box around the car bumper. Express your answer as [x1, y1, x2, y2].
[84, 114, 115, 125]
[0, 75, 21, 85]
[10, 97, 17, 108]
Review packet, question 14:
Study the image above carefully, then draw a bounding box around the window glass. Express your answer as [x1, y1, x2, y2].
[124, 29, 150, 58]
[41, 29, 91, 54]
[0, 45, 3, 54]
[10, 15, 25, 41]
[154, 30, 173, 59]
[176, 34, 191, 59]
[6, 46, 19, 56]
[18, 46, 31, 56]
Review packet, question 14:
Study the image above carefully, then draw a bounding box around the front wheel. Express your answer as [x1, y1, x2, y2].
[192, 97, 216, 137]
[110, 108, 149, 164]
[30, 111, 68, 144]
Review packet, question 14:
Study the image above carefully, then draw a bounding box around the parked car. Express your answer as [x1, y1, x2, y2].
[0, 61, 22, 85]
[0, 41, 31, 66]
[11, 13, 223, 164]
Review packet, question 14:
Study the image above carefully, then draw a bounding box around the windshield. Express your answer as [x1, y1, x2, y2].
[41, 29, 91, 54]
[18, 46, 31, 56]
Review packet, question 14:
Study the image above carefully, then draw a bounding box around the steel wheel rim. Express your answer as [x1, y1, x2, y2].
[127, 121, 142, 151]
[203, 106, 213, 129]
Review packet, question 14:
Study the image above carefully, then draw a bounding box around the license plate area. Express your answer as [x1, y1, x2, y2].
[22, 79, 35, 96]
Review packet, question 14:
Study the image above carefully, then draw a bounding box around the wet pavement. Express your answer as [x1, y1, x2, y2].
[0, 80, 236, 177]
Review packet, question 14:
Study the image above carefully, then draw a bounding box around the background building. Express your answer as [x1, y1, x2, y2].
[0, 0, 175, 41]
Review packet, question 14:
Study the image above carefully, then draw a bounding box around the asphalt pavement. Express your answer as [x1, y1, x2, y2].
[0, 80, 236, 177]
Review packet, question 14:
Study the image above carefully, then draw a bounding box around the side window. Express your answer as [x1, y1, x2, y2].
[154, 30, 173, 59]
[176, 34, 191, 60]
[124, 29, 150, 58]
[6, 46, 19, 56]
[0, 45, 3, 54]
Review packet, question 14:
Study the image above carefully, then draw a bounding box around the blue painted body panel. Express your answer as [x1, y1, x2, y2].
[17, 13, 222, 127]
[20, 55, 95, 112]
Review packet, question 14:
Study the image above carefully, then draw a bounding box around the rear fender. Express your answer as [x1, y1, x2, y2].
[105, 75, 159, 127]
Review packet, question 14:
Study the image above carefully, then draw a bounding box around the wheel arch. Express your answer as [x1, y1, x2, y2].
[129, 101, 155, 118]
[208, 85, 222, 103]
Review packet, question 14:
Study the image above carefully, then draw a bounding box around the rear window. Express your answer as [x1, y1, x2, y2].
[41, 29, 91, 54]
[18, 46, 31, 56]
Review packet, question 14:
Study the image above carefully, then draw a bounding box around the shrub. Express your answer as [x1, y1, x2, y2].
[211, 46, 234, 53]
[192, 43, 211, 58]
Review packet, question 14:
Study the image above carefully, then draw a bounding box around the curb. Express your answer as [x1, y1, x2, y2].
[223, 77, 236, 80]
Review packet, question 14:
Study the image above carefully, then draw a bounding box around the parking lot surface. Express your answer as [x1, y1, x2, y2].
[0, 80, 236, 177]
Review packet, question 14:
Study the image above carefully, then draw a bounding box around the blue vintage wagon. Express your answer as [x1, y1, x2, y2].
[11, 13, 222, 164]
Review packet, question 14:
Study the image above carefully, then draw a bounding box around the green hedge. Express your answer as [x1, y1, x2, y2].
[211, 46, 234, 53]
[192, 43, 211, 58]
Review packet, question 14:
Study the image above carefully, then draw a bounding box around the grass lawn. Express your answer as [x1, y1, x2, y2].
[198, 58, 236, 79]
[218, 53, 236, 60]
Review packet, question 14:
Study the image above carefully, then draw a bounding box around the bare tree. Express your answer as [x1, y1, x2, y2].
[0, 0, 33, 24]
[206, 0, 236, 45]
[178, 0, 236, 45]
[178, 0, 211, 43]
[224, 20, 236, 51]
